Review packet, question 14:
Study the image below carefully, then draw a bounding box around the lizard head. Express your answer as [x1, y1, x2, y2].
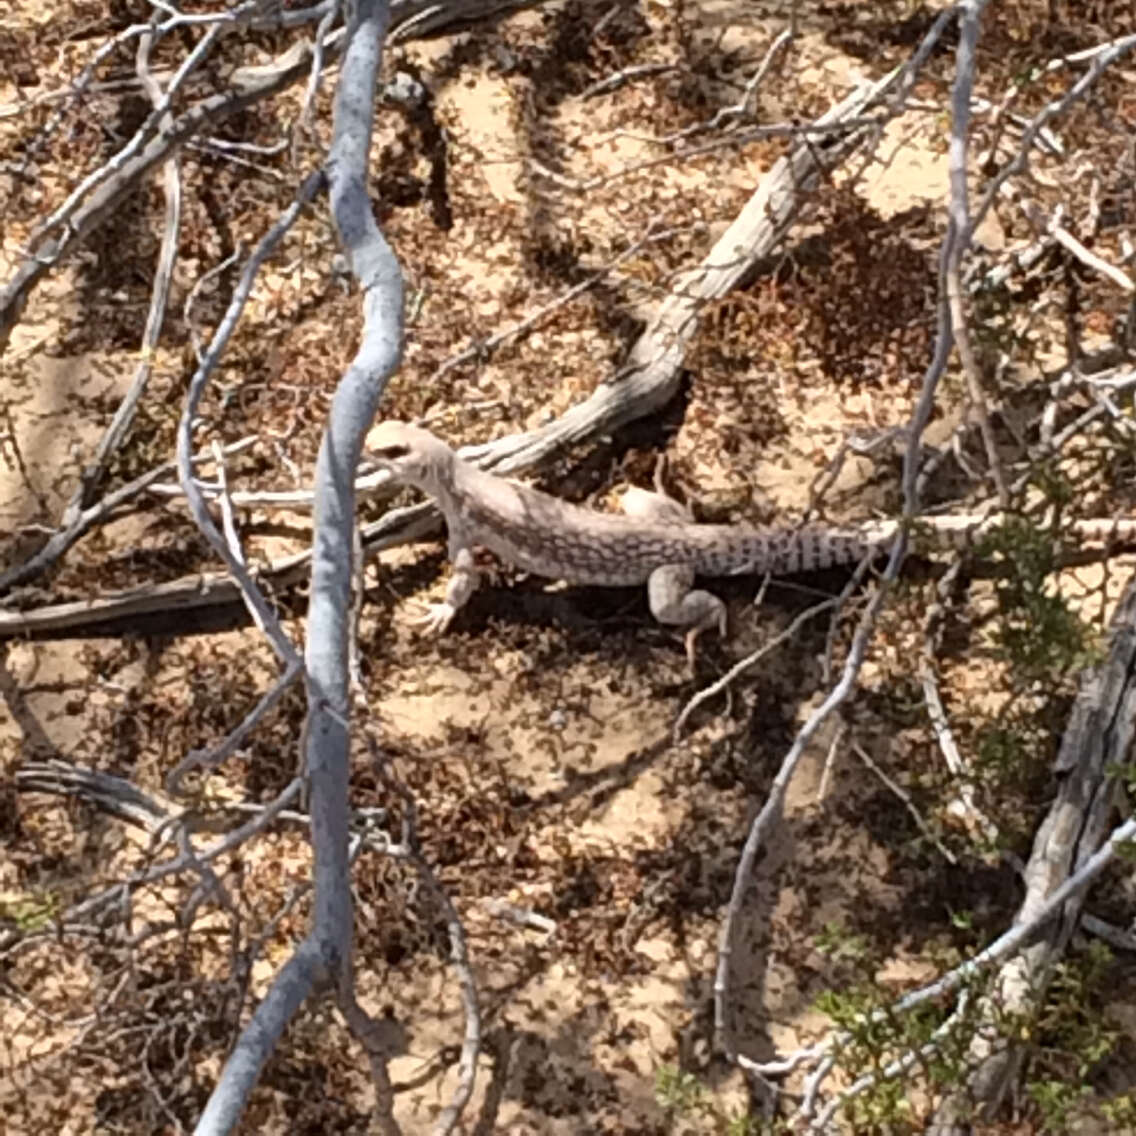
[366, 420, 455, 495]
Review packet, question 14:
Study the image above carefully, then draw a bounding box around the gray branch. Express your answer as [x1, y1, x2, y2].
[192, 1, 404, 1132]
[930, 570, 1136, 1131]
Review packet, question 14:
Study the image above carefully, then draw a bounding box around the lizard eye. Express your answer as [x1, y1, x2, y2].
[372, 443, 410, 460]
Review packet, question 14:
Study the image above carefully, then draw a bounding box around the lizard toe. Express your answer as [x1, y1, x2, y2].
[410, 601, 458, 635]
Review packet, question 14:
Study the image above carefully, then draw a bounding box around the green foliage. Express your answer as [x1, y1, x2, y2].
[1024, 942, 1129, 1132]
[1028, 1079, 1093, 1133]
[653, 1064, 761, 1134]
[810, 939, 1131, 1132]
[655, 1064, 707, 1116]
[972, 718, 1050, 805]
[799, 501, 1121, 1130]
[948, 908, 974, 932]
[812, 979, 966, 1131]
[1108, 760, 1136, 801]
[814, 920, 870, 963]
[723, 1114, 761, 1136]
[964, 508, 1107, 842]
[841, 1077, 913, 1133]
[1101, 1093, 1136, 1128]
[979, 513, 1101, 682]
[0, 890, 59, 931]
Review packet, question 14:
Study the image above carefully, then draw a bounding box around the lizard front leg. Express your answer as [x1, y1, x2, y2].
[413, 542, 480, 634]
[647, 563, 728, 666]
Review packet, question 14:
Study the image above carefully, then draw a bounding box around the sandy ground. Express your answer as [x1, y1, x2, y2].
[4, 1, 1136, 1132]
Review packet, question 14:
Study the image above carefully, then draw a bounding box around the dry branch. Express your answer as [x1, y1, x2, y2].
[15, 760, 180, 833]
[467, 65, 921, 476]
[194, 0, 407, 1129]
[0, 59, 925, 635]
[944, 2, 1007, 505]
[70, 21, 186, 509]
[930, 570, 1136, 1130]
[0, 500, 438, 637]
[0, 435, 256, 596]
[5, 764, 306, 958]
[725, 2, 1136, 1110]
[0, 0, 553, 350]
[714, 6, 974, 1065]
[795, 571, 1136, 1128]
[0, 9, 305, 347]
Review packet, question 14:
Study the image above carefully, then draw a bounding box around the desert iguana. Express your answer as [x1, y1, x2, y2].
[367, 421, 1134, 659]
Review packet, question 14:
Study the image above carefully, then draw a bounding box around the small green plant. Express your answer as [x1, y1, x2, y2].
[842, 1076, 913, 1132]
[0, 890, 59, 931]
[1101, 1092, 1136, 1128]
[1024, 941, 1127, 1131]
[653, 1064, 761, 1134]
[948, 908, 974, 932]
[723, 1114, 760, 1136]
[811, 972, 984, 1132]
[1029, 1079, 1091, 1132]
[972, 716, 1052, 809]
[980, 514, 1101, 682]
[1107, 760, 1136, 800]
[655, 1064, 707, 1116]
[814, 920, 870, 963]
[961, 506, 1109, 841]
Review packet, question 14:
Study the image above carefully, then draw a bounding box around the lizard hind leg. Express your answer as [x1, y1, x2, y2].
[646, 563, 728, 667]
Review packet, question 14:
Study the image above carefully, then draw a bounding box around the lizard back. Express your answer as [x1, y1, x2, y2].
[450, 462, 886, 584]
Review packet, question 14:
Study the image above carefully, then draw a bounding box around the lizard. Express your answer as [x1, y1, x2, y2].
[366, 420, 1135, 661]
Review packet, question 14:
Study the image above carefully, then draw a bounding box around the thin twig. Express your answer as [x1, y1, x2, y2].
[184, 246, 245, 363]
[580, 63, 676, 100]
[26, 9, 248, 248]
[0, 436, 257, 595]
[851, 741, 957, 864]
[67, 17, 186, 510]
[659, 25, 795, 146]
[674, 595, 840, 738]
[295, 0, 343, 156]
[945, 1, 1008, 507]
[919, 558, 1000, 844]
[969, 33, 1136, 243]
[427, 222, 678, 384]
[175, 174, 321, 668]
[166, 177, 323, 792]
[715, 0, 980, 1071]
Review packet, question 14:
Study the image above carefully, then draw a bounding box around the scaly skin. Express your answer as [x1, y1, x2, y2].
[367, 420, 1135, 657]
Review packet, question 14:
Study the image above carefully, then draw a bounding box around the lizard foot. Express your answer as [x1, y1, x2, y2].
[683, 609, 729, 670]
[409, 601, 458, 635]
